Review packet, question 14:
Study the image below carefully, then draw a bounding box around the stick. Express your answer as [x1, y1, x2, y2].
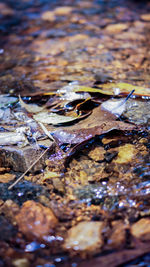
[38, 122, 55, 142]
[8, 147, 49, 190]
[38, 122, 65, 154]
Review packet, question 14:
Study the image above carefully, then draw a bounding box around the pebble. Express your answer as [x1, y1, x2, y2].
[131, 218, 150, 241]
[15, 200, 58, 240]
[64, 221, 105, 255]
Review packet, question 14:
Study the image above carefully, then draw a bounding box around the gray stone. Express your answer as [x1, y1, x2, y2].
[0, 139, 54, 173]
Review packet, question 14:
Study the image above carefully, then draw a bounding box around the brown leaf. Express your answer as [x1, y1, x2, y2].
[52, 107, 136, 145]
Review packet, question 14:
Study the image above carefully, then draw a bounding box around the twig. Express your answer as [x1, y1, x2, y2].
[38, 122, 55, 142]
[8, 147, 49, 190]
[38, 122, 65, 154]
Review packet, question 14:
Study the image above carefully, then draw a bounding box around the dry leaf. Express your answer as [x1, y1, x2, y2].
[53, 107, 136, 145]
[33, 111, 80, 125]
[73, 83, 150, 97]
[19, 96, 44, 114]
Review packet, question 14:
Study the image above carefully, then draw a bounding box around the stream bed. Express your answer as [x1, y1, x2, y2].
[1, 0, 150, 266]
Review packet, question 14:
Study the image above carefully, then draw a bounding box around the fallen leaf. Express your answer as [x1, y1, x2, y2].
[52, 107, 136, 145]
[98, 83, 150, 97]
[19, 96, 44, 114]
[73, 83, 150, 97]
[33, 110, 90, 125]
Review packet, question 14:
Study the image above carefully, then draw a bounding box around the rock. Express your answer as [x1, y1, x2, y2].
[0, 173, 15, 183]
[113, 144, 136, 164]
[105, 23, 128, 34]
[0, 200, 19, 224]
[64, 221, 105, 256]
[41, 11, 56, 22]
[0, 140, 53, 173]
[0, 167, 10, 173]
[0, 181, 49, 206]
[141, 13, 150, 21]
[0, 3, 14, 16]
[15, 200, 58, 240]
[54, 6, 73, 16]
[12, 258, 29, 267]
[107, 220, 127, 249]
[131, 218, 150, 241]
[88, 146, 105, 161]
[0, 215, 17, 242]
[52, 178, 65, 194]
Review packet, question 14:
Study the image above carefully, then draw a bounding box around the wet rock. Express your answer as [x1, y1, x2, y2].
[54, 6, 74, 16]
[88, 146, 105, 161]
[0, 167, 10, 173]
[74, 183, 107, 204]
[0, 215, 17, 242]
[124, 99, 150, 125]
[0, 181, 49, 205]
[104, 151, 118, 163]
[15, 200, 58, 241]
[94, 72, 113, 84]
[0, 140, 53, 173]
[107, 220, 128, 249]
[105, 23, 129, 34]
[52, 178, 65, 194]
[0, 200, 19, 224]
[113, 144, 136, 164]
[0, 173, 15, 183]
[131, 218, 150, 241]
[12, 258, 29, 267]
[64, 221, 105, 256]
[41, 11, 56, 22]
[141, 13, 150, 21]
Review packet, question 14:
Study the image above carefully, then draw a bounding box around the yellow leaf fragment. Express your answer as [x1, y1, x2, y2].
[43, 171, 60, 179]
[101, 82, 150, 96]
[73, 83, 150, 97]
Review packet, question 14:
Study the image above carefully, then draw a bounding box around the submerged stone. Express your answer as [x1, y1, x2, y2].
[0, 180, 49, 205]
